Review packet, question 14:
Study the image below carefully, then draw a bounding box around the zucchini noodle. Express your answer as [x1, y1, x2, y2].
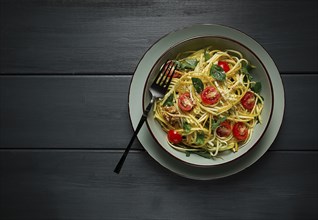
[153, 47, 264, 159]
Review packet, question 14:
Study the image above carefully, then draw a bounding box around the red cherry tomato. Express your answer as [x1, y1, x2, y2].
[201, 86, 220, 105]
[233, 122, 248, 141]
[216, 121, 232, 137]
[172, 70, 182, 78]
[167, 130, 182, 144]
[218, 61, 230, 72]
[241, 91, 256, 111]
[178, 93, 193, 111]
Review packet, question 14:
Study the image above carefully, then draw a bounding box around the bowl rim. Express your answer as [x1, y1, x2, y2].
[142, 35, 274, 167]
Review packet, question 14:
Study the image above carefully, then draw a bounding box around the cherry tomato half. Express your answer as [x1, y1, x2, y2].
[241, 91, 256, 111]
[233, 122, 249, 141]
[216, 121, 232, 137]
[201, 86, 220, 105]
[218, 61, 230, 72]
[178, 93, 194, 111]
[172, 70, 182, 78]
[167, 130, 182, 144]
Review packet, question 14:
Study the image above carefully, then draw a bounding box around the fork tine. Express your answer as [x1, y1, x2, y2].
[157, 61, 174, 86]
[162, 62, 175, 87]
[158, 61, 172, 85]
[164, 62, 177, 89]
[156, 61, 170, 85]
[154, 60, 169, 84]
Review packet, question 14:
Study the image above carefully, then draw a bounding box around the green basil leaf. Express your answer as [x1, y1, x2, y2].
[191, 77, 204, 93]
[196, 132, 205, 145]
[241, 62, 254, 81]
[194, 151, 212, 159]
[204, 49, 211, 61]
[185, 151, 191, 157]
[212, 116, 227, 130]
[210, 64, 226, 81]
[185, 59, 198, 69]
[251, 81, 262, 94]
[176, 58, 198, 70]
[183, 121, 191, 133]
[163, 94, 174, 106]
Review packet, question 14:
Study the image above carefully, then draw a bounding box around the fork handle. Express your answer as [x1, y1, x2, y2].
[114, 97, 155, 174]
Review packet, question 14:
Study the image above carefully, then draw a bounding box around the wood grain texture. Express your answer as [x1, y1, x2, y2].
[1, 0, 317, 74]
[0, 150, 317, 220]
[1, 1, 317, 219]
[1, 74, 317, 150]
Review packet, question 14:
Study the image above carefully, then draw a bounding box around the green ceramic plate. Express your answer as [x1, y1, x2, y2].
[129, 24, 284, 179]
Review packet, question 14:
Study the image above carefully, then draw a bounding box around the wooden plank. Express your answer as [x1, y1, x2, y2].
[0, 74, 317, 150]
[0, 150, 317, 219]
[1, 0, 317, 74]
[0, 75, 135, 149]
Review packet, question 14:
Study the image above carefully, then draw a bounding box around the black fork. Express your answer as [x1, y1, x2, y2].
[114, 60, 177, 174]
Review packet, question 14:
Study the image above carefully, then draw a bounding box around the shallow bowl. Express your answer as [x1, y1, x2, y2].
[143, 33, 273, 167]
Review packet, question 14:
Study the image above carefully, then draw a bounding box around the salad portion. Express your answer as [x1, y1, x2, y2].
[153, 47, 264, 159]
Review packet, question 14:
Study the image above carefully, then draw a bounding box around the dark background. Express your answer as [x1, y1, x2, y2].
[1, 0, 317, 219]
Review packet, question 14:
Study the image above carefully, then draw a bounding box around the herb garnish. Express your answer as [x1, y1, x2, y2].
[163, 94, 174, 106]
[183, 121, 191, 133]
[204, 49, 211, 61]
[241, 62, 254, 81]
[196, 132, 205, 145]
[210, 64, 226, 81]
[211, 116, 227, 130]
[251, 81, 262, 94]
[176, 58, 198, 70]
[191, 77, 204, 93]
[194, 151, 212, 159]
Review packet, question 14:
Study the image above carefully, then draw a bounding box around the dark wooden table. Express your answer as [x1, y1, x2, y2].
[1, 0, 317, 219]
